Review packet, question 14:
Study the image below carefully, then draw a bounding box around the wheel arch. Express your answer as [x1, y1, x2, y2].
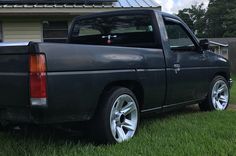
[213, 71, 230, 82]
[94, 80, 144, 117]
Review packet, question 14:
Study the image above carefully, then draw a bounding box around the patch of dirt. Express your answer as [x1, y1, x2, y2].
[229, 104, 236, 110]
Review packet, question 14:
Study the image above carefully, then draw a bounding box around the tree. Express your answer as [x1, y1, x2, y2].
[177, 9, 194, 31]
[177, 0, 236, 38]
[223, 2, 236, 37]
[189, 3, 207, 38]
[205, 0, 227, 38]
[177, 3, 206, 38]
[205, 0, 236, 37]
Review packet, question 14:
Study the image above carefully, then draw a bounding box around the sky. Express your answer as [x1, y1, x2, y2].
[155, 0, 209, 13]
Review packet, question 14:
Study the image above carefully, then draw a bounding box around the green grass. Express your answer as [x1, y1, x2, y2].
[1, 109, 236, 156]
[230, 74, 236, 104]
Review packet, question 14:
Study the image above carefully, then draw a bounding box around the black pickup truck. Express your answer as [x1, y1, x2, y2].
[0, 9, 233, 143]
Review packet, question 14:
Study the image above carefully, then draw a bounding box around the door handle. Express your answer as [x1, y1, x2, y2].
[173, 64, 181, 74]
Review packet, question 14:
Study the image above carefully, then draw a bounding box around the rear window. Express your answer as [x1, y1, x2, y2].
[70, 14, 156, 48]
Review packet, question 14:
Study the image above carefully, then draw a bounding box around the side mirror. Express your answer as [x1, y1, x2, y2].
[199, 39, 209, 51]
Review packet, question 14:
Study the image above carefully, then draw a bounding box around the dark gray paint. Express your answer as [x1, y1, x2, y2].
[32, 42, 166, 122]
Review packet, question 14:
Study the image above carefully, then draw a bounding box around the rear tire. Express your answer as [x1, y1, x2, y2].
[93, 87, 140, 144]
[199, 76, 230, 111]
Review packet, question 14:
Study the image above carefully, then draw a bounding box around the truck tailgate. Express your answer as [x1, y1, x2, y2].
[0, 44, 29, 108]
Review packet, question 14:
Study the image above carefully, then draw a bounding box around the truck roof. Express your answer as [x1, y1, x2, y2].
[74, 9, 180, 21]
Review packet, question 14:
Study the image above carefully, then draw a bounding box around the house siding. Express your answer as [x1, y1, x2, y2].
[3, 22, 42, 42]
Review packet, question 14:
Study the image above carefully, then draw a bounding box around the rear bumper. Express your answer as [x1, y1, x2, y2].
[229, 78, 233, 89]
[0, 107, 45, 124]
[0, 107, 92, 125]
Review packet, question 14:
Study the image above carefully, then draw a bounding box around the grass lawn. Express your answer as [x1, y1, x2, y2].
[230, 74, 236, 104]
[1, 108, 236, 156]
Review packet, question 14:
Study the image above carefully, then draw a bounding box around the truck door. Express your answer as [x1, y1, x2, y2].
[162, 17, 209, 107]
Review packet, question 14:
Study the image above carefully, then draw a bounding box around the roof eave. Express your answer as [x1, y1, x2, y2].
[0, 6, 161, 15]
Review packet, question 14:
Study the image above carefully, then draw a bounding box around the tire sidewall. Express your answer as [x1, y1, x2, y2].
[208, 76, 230, 110]
[101, 87, 140, 144]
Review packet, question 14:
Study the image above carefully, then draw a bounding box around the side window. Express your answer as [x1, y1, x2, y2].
[71, 14, 157, 48]
[164, 20, 197, 51]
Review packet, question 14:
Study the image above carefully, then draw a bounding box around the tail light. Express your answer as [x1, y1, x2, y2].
[29, 54, 47, 106]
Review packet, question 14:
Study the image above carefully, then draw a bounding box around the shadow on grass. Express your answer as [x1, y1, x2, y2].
[1, 104, 201, 146]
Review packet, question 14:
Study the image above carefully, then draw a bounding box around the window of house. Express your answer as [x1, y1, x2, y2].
[43, 21, 68, 43]
[71, 14, 157, 48]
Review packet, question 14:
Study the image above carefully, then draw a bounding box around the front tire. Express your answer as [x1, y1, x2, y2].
[95, 87, 140, 144]
[199, 76, 230, 111]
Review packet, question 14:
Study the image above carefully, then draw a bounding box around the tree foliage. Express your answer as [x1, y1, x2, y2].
[177, 0, 236, 38]
[223, 2, 236, 37]
[177, 3, 206, 38]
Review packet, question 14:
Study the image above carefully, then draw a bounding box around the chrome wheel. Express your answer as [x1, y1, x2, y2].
[110, 94, 138, 143]
[211, 80, 229, 110]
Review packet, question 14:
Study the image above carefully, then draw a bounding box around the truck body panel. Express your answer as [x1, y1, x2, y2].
[0, 45, 29, 108]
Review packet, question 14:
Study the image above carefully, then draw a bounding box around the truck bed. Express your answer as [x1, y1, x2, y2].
[0, 42, 166, 124]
